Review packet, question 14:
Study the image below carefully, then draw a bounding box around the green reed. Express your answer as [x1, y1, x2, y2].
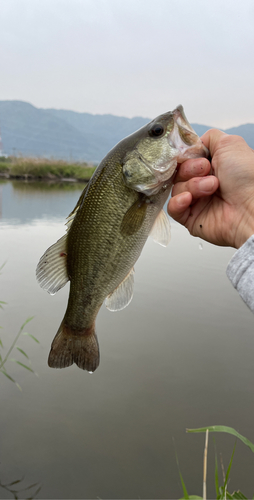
[0, 263, 39, 391]
[0, 156, 96, 181]
[177, 425, 254, 499]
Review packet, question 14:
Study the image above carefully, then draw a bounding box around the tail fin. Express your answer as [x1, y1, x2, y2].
[48, 322, 100, 372]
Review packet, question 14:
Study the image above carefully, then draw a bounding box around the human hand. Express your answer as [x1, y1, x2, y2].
[167, 129, 254, 249]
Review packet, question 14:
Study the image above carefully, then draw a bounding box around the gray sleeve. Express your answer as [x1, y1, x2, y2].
[226, 235, 254, 313]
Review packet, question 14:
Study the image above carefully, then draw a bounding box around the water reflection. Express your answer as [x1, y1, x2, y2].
[0, 179, 85, 224]
[9, 179, 87, 192]
[1, 180, 254, 498]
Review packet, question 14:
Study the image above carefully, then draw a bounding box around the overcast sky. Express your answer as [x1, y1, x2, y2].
[1, 0, 254, 128]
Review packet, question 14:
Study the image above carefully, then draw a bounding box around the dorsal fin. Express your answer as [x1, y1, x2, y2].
[66, 183, 89, 229]
[36, 184, 89, 294]
[105, 268, 135, 311]
[150, 209, 171, 247]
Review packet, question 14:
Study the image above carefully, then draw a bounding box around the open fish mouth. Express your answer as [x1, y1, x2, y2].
[169, 105, 209, 162]
[169, 105, 209, 163]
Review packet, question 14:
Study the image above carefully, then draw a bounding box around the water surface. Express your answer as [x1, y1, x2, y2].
[1, 180, 254, 499]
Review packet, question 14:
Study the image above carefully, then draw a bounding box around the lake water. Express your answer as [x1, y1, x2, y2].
[1, 179, 254, 499]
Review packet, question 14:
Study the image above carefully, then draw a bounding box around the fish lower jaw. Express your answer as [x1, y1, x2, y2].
[136, 174, 174, 196]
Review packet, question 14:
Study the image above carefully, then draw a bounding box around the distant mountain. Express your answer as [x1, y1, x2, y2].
[0, 100, 253, 162]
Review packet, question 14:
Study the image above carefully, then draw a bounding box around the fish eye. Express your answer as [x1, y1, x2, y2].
[149, 124, 164, 137]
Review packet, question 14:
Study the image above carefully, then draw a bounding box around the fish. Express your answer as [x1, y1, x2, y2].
[36, 105, 208, 372]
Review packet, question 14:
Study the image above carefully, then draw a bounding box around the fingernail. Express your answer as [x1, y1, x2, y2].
[199, 176, 215, 193]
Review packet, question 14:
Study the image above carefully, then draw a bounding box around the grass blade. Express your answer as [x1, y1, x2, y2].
[0, 369, 22, 390]
[203, 429, 209, 500]
[20, 317, 34, 331]
[7, 479, 23, 486]
[230, 492, 248, 499]
[213, 439, 220, 498]
[221, 442, 236, 497]
[24, 482, 40, 490]
[22, 332, 39, 343]
[13, 360, 34, 372]
[178, 469, 189, 500]
[0, 317, 35, 370]
[27, 484, 42, 499]
[15, 347, 29, 359]
[0, 261, 7, 272]
[1, 369, 16, 383]
[173, 439, 189, 499]
[186, 426, 254, 454]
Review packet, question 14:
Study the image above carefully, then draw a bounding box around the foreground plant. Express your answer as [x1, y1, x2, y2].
[0, 475, 41, 499]
[177, 425, 254, 499]
[0, 316, 39, 390]
[0, 263, 39, 389]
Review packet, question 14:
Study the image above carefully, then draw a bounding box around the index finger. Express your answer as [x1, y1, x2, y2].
[174, 157, 211, 183]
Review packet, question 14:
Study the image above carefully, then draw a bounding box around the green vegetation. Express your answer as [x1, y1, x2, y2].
[0, 264, 39, 391]
[0, 156, 96, 181]
[0, 316, 39, 391]
[0, 263, 41, 498]
[177, 425, 254, 499]
[0, 476, 41, 499]
[0, 178, 87, 192]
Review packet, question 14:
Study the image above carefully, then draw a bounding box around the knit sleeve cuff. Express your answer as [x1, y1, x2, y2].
[226, 235, 254, 313]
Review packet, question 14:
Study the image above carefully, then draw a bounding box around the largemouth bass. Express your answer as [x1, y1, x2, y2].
[36, 105, 208, 372]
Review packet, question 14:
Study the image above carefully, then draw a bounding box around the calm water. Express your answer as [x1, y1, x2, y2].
[1, 180, 254, 499]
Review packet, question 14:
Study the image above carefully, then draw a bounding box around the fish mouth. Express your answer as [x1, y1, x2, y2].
[133, 106, 209, 197]
[170, 105, 209, 161]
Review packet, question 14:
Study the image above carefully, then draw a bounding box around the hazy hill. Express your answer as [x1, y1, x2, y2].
[0, 100, 253, 162]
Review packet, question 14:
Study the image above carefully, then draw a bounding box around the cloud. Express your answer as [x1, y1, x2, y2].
[0, 0, 254, 127]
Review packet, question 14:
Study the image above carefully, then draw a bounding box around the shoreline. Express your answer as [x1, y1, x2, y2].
[0, 172, 90, 183]
[0, 157, 96, 183]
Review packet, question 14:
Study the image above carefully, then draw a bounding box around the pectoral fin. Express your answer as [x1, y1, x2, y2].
[105, 268, 135, 312]
[150, 209, 171, 247]
[120, 198, 147, 236]
[36, 234, 69, 295]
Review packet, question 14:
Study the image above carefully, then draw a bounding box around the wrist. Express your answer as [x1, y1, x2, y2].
[235, 216, 254, 249]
